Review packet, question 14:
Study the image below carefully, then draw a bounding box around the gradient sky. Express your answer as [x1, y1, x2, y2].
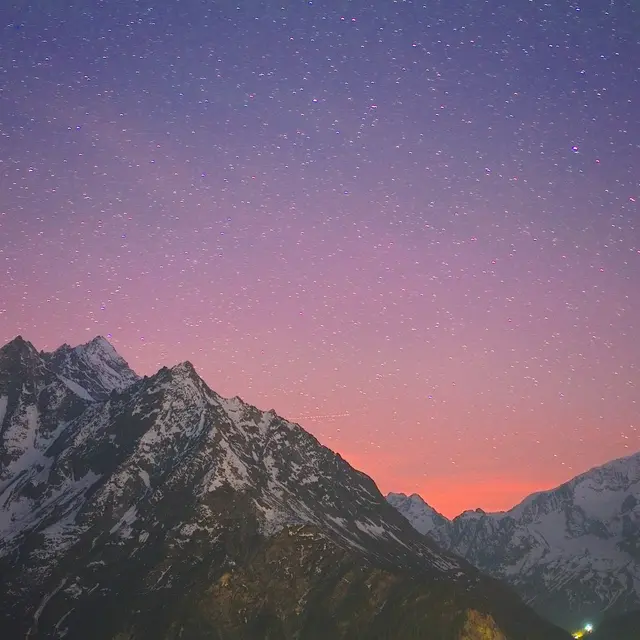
[1, 0, 639, 517]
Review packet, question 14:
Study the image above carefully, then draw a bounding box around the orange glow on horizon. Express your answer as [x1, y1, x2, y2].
[338, 448, 561, 519]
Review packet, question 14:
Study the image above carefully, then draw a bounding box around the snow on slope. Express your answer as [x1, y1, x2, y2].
[0, 335, 574, 640]
[1, 343, 464, 581]
[386, 492, 449, 535]
[44, 336, 139, 400]
[388, 451, 640, 629]
[0, 336, 138, 552]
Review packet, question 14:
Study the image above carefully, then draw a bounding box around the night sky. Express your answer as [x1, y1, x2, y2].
[2, 0, 639, 517]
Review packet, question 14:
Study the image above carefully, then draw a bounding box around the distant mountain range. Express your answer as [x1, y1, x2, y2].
[388, 451, 640, 631]
[0, 335, 570, 639]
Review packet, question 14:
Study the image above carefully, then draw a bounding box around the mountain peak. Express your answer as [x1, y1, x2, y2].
[80, 335, 126, 363]
[170, 360, 197, 376]
[44, 336, 139, 399]
[1, 334, 38, 355]
[164, 361, 206, 388]
[153, 361, 215, 405]
[387, 491, 438, 509]
[507, 449, 640, 522]
[458, 508, 486, 518]
[0, 335, 41, 371]
[386, 491, 450, 535]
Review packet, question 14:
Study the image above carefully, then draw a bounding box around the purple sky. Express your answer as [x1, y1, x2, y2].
[1, 0, 639, 516]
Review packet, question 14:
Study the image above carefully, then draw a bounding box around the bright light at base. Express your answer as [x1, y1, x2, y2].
[584, 623, 593, 632]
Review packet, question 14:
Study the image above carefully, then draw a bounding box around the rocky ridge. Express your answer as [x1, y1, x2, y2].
[0, 336, 570, 639]
[389, 453, 640, 630]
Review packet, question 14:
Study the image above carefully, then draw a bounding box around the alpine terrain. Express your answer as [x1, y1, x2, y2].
[388, 452, 640, 631]
[0, 335, 572, 639]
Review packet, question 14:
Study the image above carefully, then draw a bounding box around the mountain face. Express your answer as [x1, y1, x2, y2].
[388, 454, 640, 631]
[0, 336, 94, 490]
[0, 336, 570, 640]
[387, 492, 450, 536]
[42, 335, 140, 400]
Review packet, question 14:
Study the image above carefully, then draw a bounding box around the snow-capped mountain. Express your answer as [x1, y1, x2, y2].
[43, 335, 139, 400]
[0, 336, 571, 639]
[0, 336, 91, 488]
[389, 454, 640, 630]
[387, 492, 450, 535]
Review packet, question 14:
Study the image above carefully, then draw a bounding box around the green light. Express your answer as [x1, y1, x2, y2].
[584, 623, 593, 633]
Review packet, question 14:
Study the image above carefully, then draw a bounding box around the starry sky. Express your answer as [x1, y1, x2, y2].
[1, 0, 639, 517]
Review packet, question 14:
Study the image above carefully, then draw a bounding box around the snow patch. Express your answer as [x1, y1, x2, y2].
[27, 578, 68, 637]
[0, 395, 8, 426]
[63, 583, 83, 599]
[205, 435, 250, 492]
[138, 469, 151, 489]
[57, 375, 94, 402]
[109, 505, 138, 539]
[355, 519, 388, 539]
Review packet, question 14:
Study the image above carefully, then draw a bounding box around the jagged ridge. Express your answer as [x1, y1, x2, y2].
[388, 453, 640, 630]
[43, 335, 139, 400]
[0, 336, 571, 639]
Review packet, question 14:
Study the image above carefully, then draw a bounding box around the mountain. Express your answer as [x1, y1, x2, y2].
[43, 335, 140, 400]
[388, 453, 640, 631]
[387, 492, 450, 535]
[0, 336, 571, 639]
[0, 336, 93, 491]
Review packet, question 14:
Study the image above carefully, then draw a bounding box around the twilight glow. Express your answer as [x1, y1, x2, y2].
[1, 0, 638, 517]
